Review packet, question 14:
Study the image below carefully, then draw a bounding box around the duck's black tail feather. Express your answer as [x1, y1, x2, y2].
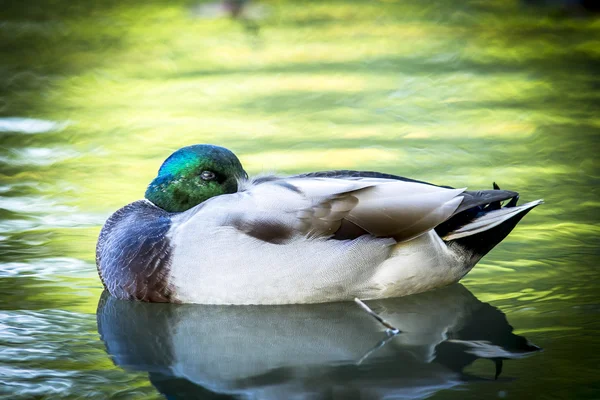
[453, 185, 519, 214]
[436, 183, 542, 261]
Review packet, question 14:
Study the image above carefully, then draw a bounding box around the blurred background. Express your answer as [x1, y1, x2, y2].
[0, 0, 598, 399]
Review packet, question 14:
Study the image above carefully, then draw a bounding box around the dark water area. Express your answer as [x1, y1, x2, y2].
[0, 0, 598, 399]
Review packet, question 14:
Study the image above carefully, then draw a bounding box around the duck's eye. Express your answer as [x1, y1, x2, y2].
[200, 170, 216, 181]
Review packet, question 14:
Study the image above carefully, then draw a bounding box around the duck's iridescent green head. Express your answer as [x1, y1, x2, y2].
[145, 144, 247, 212]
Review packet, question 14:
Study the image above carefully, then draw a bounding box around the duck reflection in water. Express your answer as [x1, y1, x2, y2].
[97, 284, 540, 400]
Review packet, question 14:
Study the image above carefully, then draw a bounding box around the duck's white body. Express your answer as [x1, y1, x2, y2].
[170, 224, 464, 305]
[163, 176, 541, 305]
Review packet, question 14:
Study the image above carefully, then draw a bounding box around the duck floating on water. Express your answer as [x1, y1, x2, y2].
[96, 144, 542, 304]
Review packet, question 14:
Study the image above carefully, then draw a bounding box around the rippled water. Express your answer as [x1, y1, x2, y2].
[1, 1, 598, 399]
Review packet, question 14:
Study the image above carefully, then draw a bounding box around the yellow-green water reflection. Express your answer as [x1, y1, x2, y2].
[0, 0, 598, 399]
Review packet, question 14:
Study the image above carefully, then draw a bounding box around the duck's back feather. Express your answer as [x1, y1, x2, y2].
[292, 170, 520, 219]
[292, 170, 442, 186]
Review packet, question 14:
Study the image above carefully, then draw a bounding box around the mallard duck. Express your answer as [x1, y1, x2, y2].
[96, 144, 542, 304]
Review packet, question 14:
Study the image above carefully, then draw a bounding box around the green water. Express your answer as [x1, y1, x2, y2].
[0, 0, 598, 398]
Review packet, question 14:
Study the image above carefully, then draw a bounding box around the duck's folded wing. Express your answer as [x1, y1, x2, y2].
[210, 179, 370, 243]
[192, 177, 467, 244]
[293, 170, 520, 216]
[287, 178, 465, 241]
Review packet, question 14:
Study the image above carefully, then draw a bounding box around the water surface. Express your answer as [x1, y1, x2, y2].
[0, 0, 598, 399]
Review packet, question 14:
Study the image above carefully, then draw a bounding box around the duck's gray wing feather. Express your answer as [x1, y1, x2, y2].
[186, 179, 370, 244]
[221, 178, 465, 243]
[286, 177, 465, 241]
[292, 170, 441, 187]
[292, 170, 519, 215]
